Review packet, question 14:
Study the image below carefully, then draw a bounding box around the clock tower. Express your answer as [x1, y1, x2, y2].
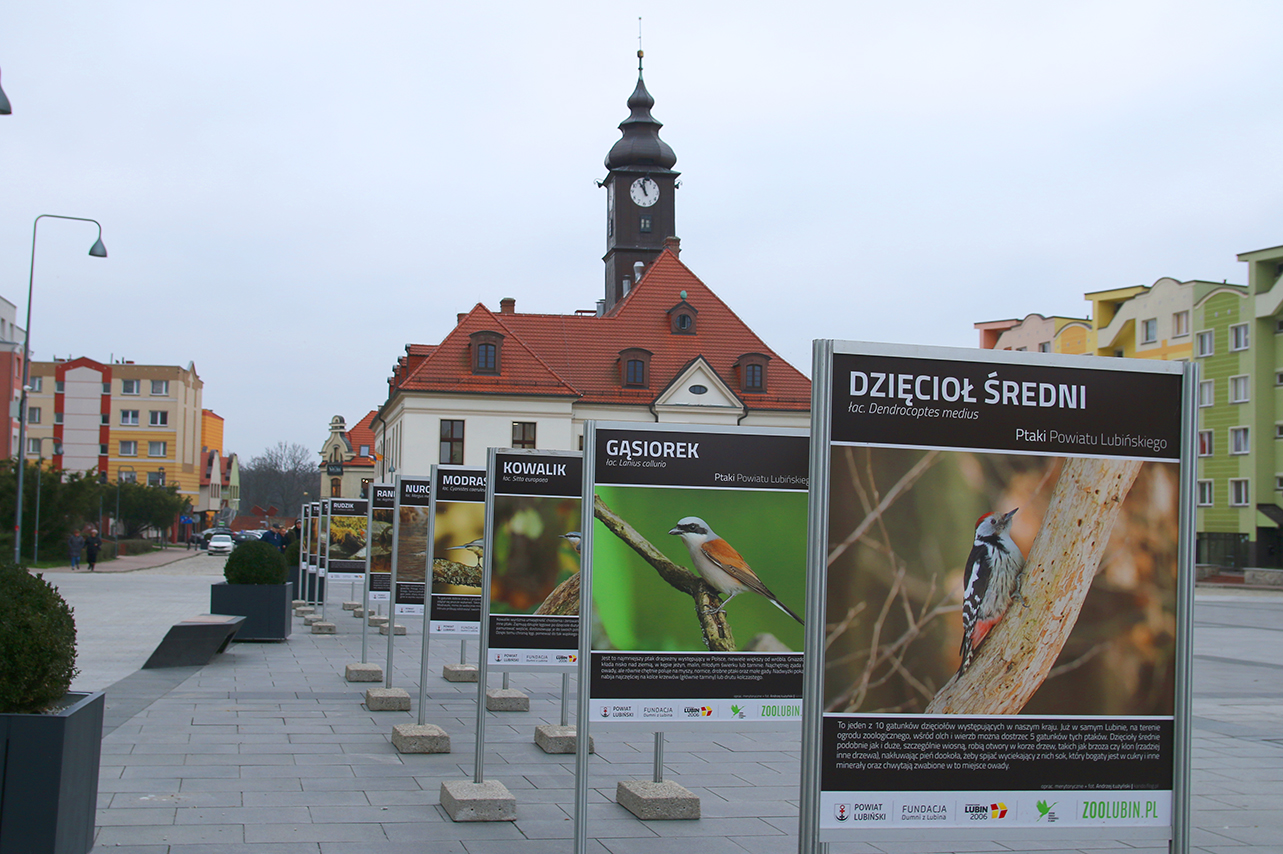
[602, 50, 679, 314]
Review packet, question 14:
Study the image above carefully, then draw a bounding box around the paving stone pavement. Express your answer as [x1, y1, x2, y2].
[64, 568, 1283, 853]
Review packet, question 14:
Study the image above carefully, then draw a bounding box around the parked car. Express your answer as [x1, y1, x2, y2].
[233, 530, 264, 544]
[199, 527, 234, 550]
[207, 534, 234, 556]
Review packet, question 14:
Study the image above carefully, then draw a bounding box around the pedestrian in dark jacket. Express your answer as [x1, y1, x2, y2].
[85, 529, 103, 571]
[68, 530, 85, 570]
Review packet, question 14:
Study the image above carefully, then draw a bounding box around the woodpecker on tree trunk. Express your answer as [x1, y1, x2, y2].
[959, 508, 1026, 671]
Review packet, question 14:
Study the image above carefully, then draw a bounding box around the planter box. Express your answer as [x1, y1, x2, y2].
[0, 691, 105, 854]
[210, 582, 292, 641]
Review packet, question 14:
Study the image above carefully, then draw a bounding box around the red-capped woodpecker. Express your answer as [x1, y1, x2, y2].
[959, 508, 1025, 672]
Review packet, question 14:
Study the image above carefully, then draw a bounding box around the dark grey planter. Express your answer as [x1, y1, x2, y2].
[210, 582, 292, 641]
[0, 691, 105, 854]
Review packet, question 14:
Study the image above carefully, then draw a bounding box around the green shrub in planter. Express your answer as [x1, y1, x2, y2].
[0, 561, 78, 713]
[223, 540, 287, 585]
[284, 538, 300, 569]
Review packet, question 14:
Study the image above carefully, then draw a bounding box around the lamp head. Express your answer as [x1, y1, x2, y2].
[0, 67, 10, 116]
[89, 238, 107, 258]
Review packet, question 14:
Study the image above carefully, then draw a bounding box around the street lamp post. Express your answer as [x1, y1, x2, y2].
[14, 215, 107, 563]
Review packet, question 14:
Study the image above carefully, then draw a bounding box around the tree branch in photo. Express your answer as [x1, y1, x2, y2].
[432, 558, 481, 588]
[593, 493, 735, 651]
[925, 456, 1143, 715]
[534, 572, 580, 616]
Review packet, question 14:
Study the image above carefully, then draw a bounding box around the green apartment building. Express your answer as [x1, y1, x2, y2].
[1194, 243, 1283, 567]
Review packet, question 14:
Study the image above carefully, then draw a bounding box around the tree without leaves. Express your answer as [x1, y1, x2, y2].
[238, 442, 316, 517]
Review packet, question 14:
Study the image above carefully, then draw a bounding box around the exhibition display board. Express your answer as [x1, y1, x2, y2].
[481, 448, 583, 671]
[325, 498, 368, 583]
[367, 484, 395, 606]
[392, 476, 432, 617]
[427, 465, 486, 636]
[799, 340, 1194, 850]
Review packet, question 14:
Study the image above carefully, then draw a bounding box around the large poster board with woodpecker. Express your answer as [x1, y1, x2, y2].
[481, 449, 583, 670]
[800, 340, 1195, 849]
[579, 422, 810, 728]
[425, 465, 486, 635]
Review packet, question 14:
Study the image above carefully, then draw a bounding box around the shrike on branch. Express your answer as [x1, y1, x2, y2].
[668, 516, 803, 624]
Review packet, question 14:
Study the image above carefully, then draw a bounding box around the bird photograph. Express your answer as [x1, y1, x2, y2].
[588, 484, 808, 653]
[821, 446, 1179, 717]
[430, 500, 485, 595]
[488, 495, 582, 616]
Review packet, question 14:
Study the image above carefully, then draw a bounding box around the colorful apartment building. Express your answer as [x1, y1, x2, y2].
[24, 357, 205, 502]
[0, 296, 25, 460]
[976, 277, 1203, 361]
[1193, 244, 1283, 568]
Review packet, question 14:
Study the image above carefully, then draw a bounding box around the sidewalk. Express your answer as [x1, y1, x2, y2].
[40, 545, 210, 575]
[76, 579, 1283, 853]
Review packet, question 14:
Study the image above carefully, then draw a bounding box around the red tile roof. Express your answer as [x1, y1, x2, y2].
[390, 250, 810, 411]
[343, 410, 378, 468]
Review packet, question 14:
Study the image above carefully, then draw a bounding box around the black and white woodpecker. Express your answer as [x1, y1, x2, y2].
[959, 508, 1026, 672]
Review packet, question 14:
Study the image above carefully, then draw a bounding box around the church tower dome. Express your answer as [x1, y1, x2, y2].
[601, 51, 680, 314]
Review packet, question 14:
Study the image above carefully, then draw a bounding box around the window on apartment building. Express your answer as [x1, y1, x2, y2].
[99, 444, 108, 455]
[1230, 427, 1250, 455]
[1038, 342, 1051, 353]
[1196, 331, 1214, 357]
[100, 413, 109, 425]
[330, 478, 342, 497]
[1016, 346, 1027, 352]
[102, 383, 110, 394]
[512, 422, 536, 449]
[121, 410, 139, 425]
[1230, 478, 1250, 506]
[439, 420, 464, 465]
[55, 381, 64, 393]
[26, 406, 40, 424]
[1229, 375, 1250, 403]
[1173, 311, 1190, 337]
[1230, 323, 1250, 351]
[1140, 318, 1158, 344]
[1197, 480, 1213, 506]
[359, 445, 369, 457]
[26, 438, 41, 455]
[29, 377, 41, 393]
[52, 442, 63, 456]
[148, 471, 165, 487]
[470, 330, 503, 375]
[151, 380, 169, 395]
[149, 410, 168, 427]
[148, 441, 167, 457]
[1198, 430, 1213, 456]
[121, 379, 139, 395]
[477, 343, 497, 372]
[120, 441, 137, 456]
[54, 412, 63, 424]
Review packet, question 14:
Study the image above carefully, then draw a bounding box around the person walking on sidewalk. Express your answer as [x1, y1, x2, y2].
[68, 529, 85, 570]
[85, 528, 103, 571]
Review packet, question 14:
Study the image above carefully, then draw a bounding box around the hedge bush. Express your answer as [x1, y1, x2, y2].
[223, 540, 287, 585]
[0, 562, 78, 713]
[284, 538, 300, 569]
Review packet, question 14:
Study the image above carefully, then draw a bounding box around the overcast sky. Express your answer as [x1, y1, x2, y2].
[3, 2, 1281, 461]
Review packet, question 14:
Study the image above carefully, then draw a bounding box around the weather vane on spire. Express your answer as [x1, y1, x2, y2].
[638, 16, 644, 69]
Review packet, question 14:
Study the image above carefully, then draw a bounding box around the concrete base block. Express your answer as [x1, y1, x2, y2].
[345, 662, 383, 682]
[440, 779, 516, 822]
[368, 615, 389, 627]
[534, 724, 593, 754]
[310, 621, 336, 634]
[352, 607, 365, 618]
[442, 663, 478, 682]
[485, 688, 529, 712]
[365, 687, 411, 711]
[616, 780, 700, 820]
[292, 599, 307, 608]
[303, 614, 322, 625]
[392, 723, 450, 753]
[341, 600, 360, 611]
[378, 623, 407, 636]
[294, 606, 315, 617]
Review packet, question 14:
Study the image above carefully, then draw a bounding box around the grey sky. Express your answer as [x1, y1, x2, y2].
[3, 2, 1280, 460]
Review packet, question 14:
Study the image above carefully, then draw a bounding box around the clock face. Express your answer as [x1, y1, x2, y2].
[630, 177, 659, 207]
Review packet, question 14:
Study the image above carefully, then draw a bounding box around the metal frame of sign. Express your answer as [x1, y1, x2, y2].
[798, 340, 1194, 852]
[574, 420, 810, 854]
[385, 474, 431, 691]
[325, 497, 368, 583]
[425, 464, 486, 638]
[299, 502, 310, 601]
[317, 499, 330, 620]
[362, 483, 394, 665]
[306, 501, 321, 606]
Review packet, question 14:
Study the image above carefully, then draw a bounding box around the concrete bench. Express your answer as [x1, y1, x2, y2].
[142, 614, 246, 669]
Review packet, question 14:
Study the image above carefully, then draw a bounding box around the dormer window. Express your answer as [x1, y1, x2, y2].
[735, 353, 770, 393]
[667, 299, 698, 335]
[619, 348, 652, 388]
[470, 330, 504, 375]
